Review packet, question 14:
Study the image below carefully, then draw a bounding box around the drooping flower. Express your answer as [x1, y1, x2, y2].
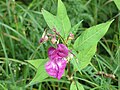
[39, 35, 48, 43]
[39, 30, 48, 43]
[45, 44, 68, 80]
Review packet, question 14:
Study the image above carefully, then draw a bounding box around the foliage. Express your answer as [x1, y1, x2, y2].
[0, 0, 120, 90]
[114, 0, 120, 10]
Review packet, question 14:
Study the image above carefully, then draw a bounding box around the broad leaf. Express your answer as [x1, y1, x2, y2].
[27, 59, 47, 69]
[42, 0, 71, 38]
[114, 0, 120, 10]
[77, 45, 96, 70]
[74, 20, 113, 51]
[57, 0, 71, 38]
[70, 81, 84, 90]
[73, 20, 113, 70]
[42, 9, 62, 34]
[29, 65, 48, 85]
[27, 59, 49, 86]
[71, 45, 96, 71]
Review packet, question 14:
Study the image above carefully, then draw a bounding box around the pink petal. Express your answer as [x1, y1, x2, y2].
[57, 44, 68, 57]
[45, 58, 67, 80]
[46, 44, 68, 80]
[56, 58, 67, 80]
[45, 60, 58, 78]
[48, 47, 57, 60]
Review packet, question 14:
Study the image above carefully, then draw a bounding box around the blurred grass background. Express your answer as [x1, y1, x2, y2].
[0, 0, 120, 90]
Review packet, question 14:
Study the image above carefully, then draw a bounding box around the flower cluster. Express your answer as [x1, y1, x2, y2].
[39, 28, 74, 44]
[45, 44, 68, 80]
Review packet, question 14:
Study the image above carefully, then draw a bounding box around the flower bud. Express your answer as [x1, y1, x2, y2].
[52, 28, 60, 35]
[53, 28, 56, 32]
[44, 35, 48, 41]
[39, 38, 44, 43]
[51, 36, 57, 44]
[69, 53, 74, 59]
[39, 35, 48, 43]
[39, 30, 49, 43]
[68, 33, 74, 40]
[67, 53, 74, 61]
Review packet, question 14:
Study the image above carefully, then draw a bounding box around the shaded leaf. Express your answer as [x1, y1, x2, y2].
[114, 0, 120, 10]
[9, 85, 23, 90]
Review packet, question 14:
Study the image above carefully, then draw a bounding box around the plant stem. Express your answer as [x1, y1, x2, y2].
[68, 62, 71, 77]
[67, 61, 72, 83]
[119, 77, 120, 90]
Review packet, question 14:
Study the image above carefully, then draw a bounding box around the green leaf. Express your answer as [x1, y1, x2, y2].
[71, 45, 96, 71]
[42, 0, 71, 38]
[74, 20, 113, 52]
[114, 0, 120, 10]
[27, 59, 47, 69]
[77, 45, 96, 70]
[57, 0, 71, 38]
[27, 59, 49, 86]
[70, 81, 84, 90]
[29, 65, 48, 86]
[70, 20, 83, 34]
[73, 20, 113, 70]
[42, 9, 62, 33]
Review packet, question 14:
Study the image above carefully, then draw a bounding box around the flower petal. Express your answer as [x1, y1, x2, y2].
[46, 44, 68, 80]
[56, 58, 67, 80]
[48, 47, 57, 60]
[45, 58, 67, 80]
[57, 44, 68, 57]
[45, 60, 58, 78]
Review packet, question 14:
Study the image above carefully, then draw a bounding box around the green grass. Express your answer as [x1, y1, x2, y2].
[0, 0, 120, 90]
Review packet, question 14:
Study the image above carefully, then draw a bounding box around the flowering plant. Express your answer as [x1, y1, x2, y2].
[27, 0, 113, 89]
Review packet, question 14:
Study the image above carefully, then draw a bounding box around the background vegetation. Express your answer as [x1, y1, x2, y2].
[0, 0, 120, 90]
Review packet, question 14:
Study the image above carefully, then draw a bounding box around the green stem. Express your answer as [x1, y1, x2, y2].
[119, 77, 120, 90]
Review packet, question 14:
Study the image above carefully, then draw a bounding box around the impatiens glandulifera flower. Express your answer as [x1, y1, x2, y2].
[39, 30, 48, 43]
[39, 35, 48, 43]
[45, 44, 69, 80]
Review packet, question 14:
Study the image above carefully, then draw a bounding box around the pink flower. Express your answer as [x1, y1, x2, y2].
[39, 35, 48, 43]
[45, 44, 68, 80]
